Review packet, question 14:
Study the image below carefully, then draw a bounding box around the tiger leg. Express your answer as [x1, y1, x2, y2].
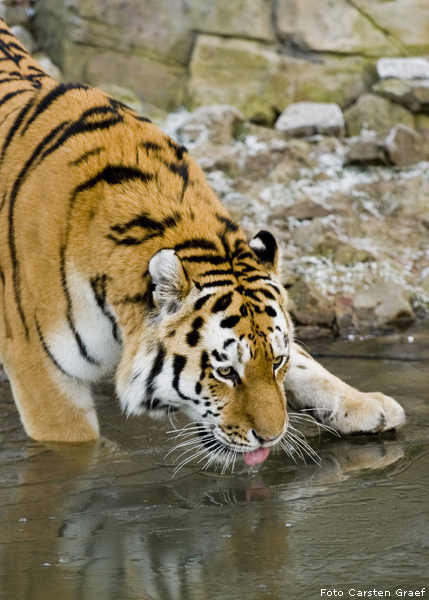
[1, 337, 99, 442]
[285, 342, 406, 434]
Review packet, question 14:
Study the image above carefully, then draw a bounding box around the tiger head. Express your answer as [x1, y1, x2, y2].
[116, 230, 293, 468]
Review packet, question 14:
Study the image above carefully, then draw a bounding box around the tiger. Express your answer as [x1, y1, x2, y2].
[0, 20, 405, 468]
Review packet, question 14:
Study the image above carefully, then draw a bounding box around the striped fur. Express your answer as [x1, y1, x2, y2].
[0, 21, 406, 460]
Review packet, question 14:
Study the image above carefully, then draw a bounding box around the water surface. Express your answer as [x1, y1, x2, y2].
[1, 326, 428, 600]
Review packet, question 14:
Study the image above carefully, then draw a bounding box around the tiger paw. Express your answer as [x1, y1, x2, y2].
[328, 391, 406, 436]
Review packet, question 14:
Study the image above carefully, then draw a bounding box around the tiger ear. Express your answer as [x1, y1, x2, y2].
[148, 249, 191, 314]
[249, 230, 279, 274]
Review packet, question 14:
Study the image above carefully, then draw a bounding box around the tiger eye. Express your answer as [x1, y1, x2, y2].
[218, 366, 233, 377]
[273, 356, 285, 369]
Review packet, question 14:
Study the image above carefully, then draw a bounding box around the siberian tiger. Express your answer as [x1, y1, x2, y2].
[0, 20, 405, 468]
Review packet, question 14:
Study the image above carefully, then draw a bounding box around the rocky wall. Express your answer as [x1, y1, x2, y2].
[27, 0, 429, 121]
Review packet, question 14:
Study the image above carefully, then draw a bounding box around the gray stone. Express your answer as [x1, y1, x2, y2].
[189, 36, 374, 123]
[346, 136, 388, 166]
[276, 199, 332, 221]
[178, 105, 244, 146]
[275, 102, 345, 137]
[383, 125, 427, 167]
[377, 58, 429, 80]
[316, 234, 377, 266]
[344, 94, 415, 136]
[287, 280, 335, 328]
[188, 0, 275, 42]
[354, 283, 415, 329]
[372, 78, 429, 113]
[276, 0, 398, 56]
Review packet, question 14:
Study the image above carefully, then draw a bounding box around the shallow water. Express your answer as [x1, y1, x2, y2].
[0, 326, 428, 600]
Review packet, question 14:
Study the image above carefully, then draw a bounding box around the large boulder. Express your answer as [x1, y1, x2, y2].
[344, 94, 415, 136]
[287, 280, 335, 327]
[383, 125, 428, 167]
[275, 0, 402, 56]
[188, 0, 275, 41]
[377, 58, 429, 80]
[353, 283, 415, 329]
[177, 105, 244, 145]
[275, 102, 345, 137]
[190, 36, 374, 123]
[373, 78, 429, 113]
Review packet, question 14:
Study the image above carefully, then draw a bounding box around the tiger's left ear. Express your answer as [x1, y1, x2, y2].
[148, 249, 191, 314]
[249, 230, 279, 275]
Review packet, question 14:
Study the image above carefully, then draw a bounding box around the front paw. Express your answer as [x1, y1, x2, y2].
[329, 391, 406, 435]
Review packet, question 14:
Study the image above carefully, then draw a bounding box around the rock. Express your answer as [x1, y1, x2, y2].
[373, 78, 429, 113]
[383, 125, 427, 167]
[334, 295, 359, 338]
[188, 0, 275, 42]
[354, 283, 415, 330]
[276, 199, 332, 221]
[190, 36, 373, 123]
[345, 135, 388, 166]
[344, 94, 415, 136]
[98, 83, 144, 114]
[275, 102, 345, 137]
[287, 280, 335, 328]
[294, 326, 333, 340]
[178, 105, 244, 146]
[33, 52, 63, 81]
[275, 0, 399, 56]
[377, 58, 429, 80]
[362, 2, 429, 57]
[2, 1, 31, 26]
[292, 219, 327, 251]
[316, 234, 377, 266]
[10, 24, 35, 53]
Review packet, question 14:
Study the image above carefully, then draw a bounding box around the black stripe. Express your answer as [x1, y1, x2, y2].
[70, 146, 104, 166]
[166, 160, 189, 184]
[194, 294, 213, 311]
[212, 292, 233, 313]
[0, 88, 32, 108]
[139, 141, 162, 152]
[166, 138, 188, 161]
[186, 316, 204, 347]
[71, 165, 153, 206]
[144, 344, 166, 408]
[22, 83, 90, 134]
[216, 214, 239, 232]
[36, 107, 124, 165]
[220, 315, 241, 328]
[201, 279, 235, 289]
[90, 275, 120, 342]
[111, 210, 165, 235]
[243, 289, 260, 302]
[265, 306, 277, 317]
[0, 94, 35, 161]
[258, 288, 276, 301]
[172, 354, 192, 401]
[59, 247, 100, 366]
[181, 255, 228, 265]
[201, 268, 234, 278]
[174, 239, 218, 253]
[35, 317, 76, 379]
[8, 120, 71, 336]
[106, 232, 162, 246]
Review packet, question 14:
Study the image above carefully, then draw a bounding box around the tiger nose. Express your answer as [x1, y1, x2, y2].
[251, 430, 279, 445]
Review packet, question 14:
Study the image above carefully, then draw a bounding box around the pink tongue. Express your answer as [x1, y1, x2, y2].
[244, 447, 270, 466]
